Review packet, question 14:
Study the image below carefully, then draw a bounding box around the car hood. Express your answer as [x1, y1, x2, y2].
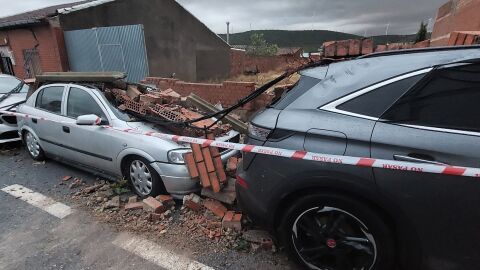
[126, 121, 240, 143]
[0, 93, 27, 110]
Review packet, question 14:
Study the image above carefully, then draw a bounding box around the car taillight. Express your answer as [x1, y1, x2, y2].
[248, 123, 272, 141]
[236, 175, 248, 189]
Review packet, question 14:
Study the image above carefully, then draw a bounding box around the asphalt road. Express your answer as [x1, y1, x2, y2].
[0, 142, 296, 270]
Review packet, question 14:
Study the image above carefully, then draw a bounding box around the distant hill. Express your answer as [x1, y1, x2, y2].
[219, 30, 426, 52]
[219, 30, 360, 52]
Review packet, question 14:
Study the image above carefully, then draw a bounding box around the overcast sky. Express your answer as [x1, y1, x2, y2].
[0, 0, 446, 35]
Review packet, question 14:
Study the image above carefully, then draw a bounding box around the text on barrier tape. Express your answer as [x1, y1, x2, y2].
[3, 110, 480, 178]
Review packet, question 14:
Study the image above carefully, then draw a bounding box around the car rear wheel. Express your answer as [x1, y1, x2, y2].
[124, 156, 164, 198]
[23, 131, 45, 161]
[279, 193, 395, 270]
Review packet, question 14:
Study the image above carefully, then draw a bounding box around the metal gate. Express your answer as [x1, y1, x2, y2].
[64, 24, 149, 82]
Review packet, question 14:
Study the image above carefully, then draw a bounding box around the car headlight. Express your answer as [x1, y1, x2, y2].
[167, 149, 192, 164]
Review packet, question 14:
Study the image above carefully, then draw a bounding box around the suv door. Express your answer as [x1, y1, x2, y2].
[30, 85, 66, 156]
[62, 86, 119, 174]
[371, 63, 480, 269]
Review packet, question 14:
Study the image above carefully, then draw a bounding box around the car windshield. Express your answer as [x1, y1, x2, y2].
[0, 76, 27, 94]
[101, 92, 140, 122]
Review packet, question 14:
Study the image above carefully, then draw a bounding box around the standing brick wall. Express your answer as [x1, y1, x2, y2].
[142, 77, 274, 119]
[0, 25, 67, 79]
[431, 0, 480, 46]
[229, 48, 305, 76]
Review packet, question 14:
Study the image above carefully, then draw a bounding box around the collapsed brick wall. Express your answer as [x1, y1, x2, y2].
[142, 77, 274, 119]
[431, 0, 480, 46]
[229, 48, 305, 76]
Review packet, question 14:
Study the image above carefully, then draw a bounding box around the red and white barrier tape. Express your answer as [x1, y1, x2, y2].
[4, 110, 480, 178]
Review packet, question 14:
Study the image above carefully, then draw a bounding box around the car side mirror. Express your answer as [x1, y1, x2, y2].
[76, 114, 102, 126]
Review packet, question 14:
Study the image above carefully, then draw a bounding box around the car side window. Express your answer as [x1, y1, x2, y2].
[67, 87, 107, 121]
[382, 64, 480, 132]
[336, 74, 424, 118]
[36, 86, 64, 114]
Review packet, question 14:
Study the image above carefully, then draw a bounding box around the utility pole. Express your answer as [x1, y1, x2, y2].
[226, 22, 230, 45]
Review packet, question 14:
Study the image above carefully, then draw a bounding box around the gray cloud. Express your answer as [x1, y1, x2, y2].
[0, 0, 445, 35]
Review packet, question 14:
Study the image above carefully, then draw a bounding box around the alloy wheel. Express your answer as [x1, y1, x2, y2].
[129, 160, 153, 196]
[25, 132, 40, 158]
[292, 206, 377, 270]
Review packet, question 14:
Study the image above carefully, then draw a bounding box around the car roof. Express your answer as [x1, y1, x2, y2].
[290, 46, 480, 110]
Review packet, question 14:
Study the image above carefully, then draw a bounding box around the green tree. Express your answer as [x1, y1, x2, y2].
[246, 33, 278, 56]
[415, 21, 428, 43]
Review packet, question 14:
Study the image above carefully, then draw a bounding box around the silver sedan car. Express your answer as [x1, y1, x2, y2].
[16, 83, 239, 198]
[0, 74, 29, 143]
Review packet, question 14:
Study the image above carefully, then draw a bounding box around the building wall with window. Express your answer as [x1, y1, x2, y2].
[0, 24, 68, 79]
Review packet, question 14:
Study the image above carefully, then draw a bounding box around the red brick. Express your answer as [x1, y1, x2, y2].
[149, 213, 163, 221]
[222, 211, 242, 231]
[183, 193, 203, 211]
[139, 94, 162, 104]
[209, 171, 221, 193]
[191, 144, 204, 162]
[202, 147, 215, 172]
[197, 161, 211, 188]
[142, 197, 166, 214]
[213, 156, 227, 183]
[185, 153, 199, 178]
[127, 85, 142, 100]
[125, 202, 144, 211]
[156, 195, 175, 207]
[203, 199, 227, 218]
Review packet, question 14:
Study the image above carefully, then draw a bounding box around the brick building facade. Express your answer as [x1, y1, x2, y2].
[431, 0, 480, 46]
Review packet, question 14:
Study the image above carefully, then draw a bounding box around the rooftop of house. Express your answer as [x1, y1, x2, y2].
[0, 0, 97, 29]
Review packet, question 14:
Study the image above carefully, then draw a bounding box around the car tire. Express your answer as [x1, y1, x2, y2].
[23, 130, 45, 161]
[123, 156, 165, 198]
[278, 192, 395, 270]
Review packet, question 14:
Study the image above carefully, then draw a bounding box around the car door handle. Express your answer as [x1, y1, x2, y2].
[393, 154, 448, 166]
[62, 126, 70, 133]
[32, 118, 37, 124]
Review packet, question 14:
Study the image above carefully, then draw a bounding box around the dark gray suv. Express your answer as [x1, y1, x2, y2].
[236, 46, 480, 270]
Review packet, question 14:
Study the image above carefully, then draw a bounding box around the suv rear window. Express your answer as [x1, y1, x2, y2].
[336, 74, 424, 118]
[273, 76, 321, 109]
[383, 64, 480, 132]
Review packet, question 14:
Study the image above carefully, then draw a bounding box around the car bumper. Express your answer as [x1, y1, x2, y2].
[235, 161, 272, 230]
[150, 162, 200, 198]
[0, 124, 20, 144]
[151, 149, 240, 199]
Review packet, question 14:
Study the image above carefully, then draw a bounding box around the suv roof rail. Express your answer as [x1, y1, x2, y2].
[359, 45, 480, 59]
[36, 72, 127, 83]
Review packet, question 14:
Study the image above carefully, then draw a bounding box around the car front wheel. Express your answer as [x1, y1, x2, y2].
[23, 131, 45, 161]
[279, 193, 395, 270]
[124, 156, 164, 198]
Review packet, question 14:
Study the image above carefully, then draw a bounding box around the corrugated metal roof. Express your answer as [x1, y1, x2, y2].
[0, 0, 94, 29]
[58, 0, 117, 14]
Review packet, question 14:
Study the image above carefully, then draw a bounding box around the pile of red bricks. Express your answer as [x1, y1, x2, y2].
[107, 84, 232, 137]
[184, 133, 227, 193]
[183, 193, 243, 234]
[141, 77, 274, 120]
[322, 38, 374, 58]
